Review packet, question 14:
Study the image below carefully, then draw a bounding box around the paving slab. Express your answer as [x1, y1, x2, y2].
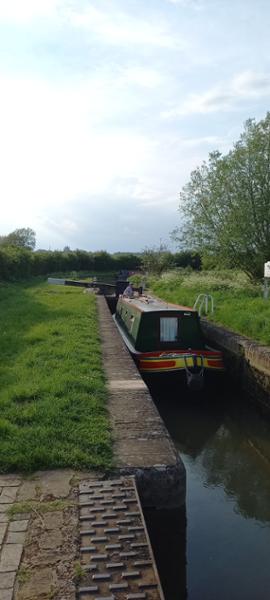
[8, 522, 28, 533]
[16, 481, 40, 503]
[0, 544, 23, 572]
[6, 532, 26, 545]
[0, 507, 12, 515]
[0, 488, 18, 504]
[0, 589, 13, 600]
[37, 469, 75, 499]
[17, 469, 74, 502]
[0, 517, 9, 525]
[0, 525, 8, 546]
[0, 478, 21, 488]
[0, 572, 16, 590]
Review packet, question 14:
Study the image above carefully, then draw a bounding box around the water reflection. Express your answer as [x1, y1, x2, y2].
[144, 506, 187, 600]
[199, 417, 270, 523]
[151, 383, 270, 600]
[154, 385, 270, 523]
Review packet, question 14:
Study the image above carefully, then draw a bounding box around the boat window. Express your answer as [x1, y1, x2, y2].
[160, 317, 178, 342]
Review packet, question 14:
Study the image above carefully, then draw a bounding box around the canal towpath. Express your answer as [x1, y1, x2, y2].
[0, 296, 185, 599]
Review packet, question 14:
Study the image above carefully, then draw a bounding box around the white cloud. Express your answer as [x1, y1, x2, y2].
[67, 4, 184, 49]
[166, 0, 204, 7]
[0, 0, 58, 22]
[162, 71, 270, 117]
[1, 1, 270, 251]
[0, 74, 157, 230]
[120, 67, 163, 89]
[181, 135, 220, 147]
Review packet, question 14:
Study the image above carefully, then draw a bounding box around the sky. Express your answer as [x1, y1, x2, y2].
[1, 0, 270, 252]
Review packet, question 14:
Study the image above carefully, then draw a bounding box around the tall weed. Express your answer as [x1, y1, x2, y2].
[148, 269, 269, 344]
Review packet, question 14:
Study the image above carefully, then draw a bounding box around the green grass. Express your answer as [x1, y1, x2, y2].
[141, 269, 270, 346]
[0, 280, 112, 473]
[7, 499, 74, 517]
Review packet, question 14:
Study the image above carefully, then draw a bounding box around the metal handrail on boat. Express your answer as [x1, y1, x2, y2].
[193, 293, 214, 316]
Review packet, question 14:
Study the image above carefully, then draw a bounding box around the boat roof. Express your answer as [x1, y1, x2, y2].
[119, 295, 196, 313]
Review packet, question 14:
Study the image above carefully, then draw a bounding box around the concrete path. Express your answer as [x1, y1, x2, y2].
[96, 296, 186, 509]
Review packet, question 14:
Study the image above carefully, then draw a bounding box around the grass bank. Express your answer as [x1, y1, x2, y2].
[0, 280, 112, 473]
[135, 270, 270, 346]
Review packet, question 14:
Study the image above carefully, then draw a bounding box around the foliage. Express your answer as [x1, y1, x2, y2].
[73, 562, 86, 583]
[147, 269, 270, 345]
[174, 251, 201, 270]
[8, 499, 73, 517]
[0, 228, 36, 250]
[112, 252, 142, 271]
[173, 113, 270, 279]
[0, 281, 112, 472]
[141, 243, 175, 275]
[0, 246, 33, 279]
[0, 248, 142, 281]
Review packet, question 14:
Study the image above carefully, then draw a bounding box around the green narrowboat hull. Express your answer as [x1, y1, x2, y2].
[114, 295, 225, 390]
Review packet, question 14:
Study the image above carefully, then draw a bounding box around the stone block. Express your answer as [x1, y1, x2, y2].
[0, 544, 23, 572]
[10, 514, 30, 522]
[0, 524, 7, 546]
[0, 589, 13, 600]
[0, 488, 18, 504]
[6, 531, 26, 545]
[9, 521, 28, 533]
[0, 506, 11, 515]
[36, 469, 74, 499]
[0, 477, 21, 488]
[0, 515, 9, 524]
[0, 571, 16, 589]
[16, 482, 39, 502]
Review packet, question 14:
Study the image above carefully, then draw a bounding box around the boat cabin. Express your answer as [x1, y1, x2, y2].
[115, 296, 205, 353]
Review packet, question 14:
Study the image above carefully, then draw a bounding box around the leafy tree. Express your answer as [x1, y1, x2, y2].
[141, 243, 174, 275]
[174, 251, 201, 270]
[112, 253, 142, 271]
[1, 228, 36, 250]
[92, 251, 115, 271]
[0, 246, 33, 279]
[173, 114, 270, 279]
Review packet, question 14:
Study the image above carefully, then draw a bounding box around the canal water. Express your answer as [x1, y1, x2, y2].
[145, 384, 270, 600]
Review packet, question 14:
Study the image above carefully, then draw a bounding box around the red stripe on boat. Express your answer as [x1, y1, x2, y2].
[207, 359, 224, 368]
[140, 350, 222, 358]
[140, 360, 176, 369]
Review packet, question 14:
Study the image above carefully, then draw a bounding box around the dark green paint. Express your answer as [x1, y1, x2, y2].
[116, 299, 205, 352]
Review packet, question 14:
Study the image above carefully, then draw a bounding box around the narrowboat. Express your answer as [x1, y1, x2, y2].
[114, 295, 224, 390]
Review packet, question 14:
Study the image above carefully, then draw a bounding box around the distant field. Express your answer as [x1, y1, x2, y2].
[0, 280, 112, 473]
[138, 270, 270, 346]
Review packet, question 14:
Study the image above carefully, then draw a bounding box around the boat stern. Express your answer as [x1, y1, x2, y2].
[137, 350, 225, 390]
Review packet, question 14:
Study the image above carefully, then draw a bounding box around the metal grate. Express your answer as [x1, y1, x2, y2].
[78, 477, 164, 600]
